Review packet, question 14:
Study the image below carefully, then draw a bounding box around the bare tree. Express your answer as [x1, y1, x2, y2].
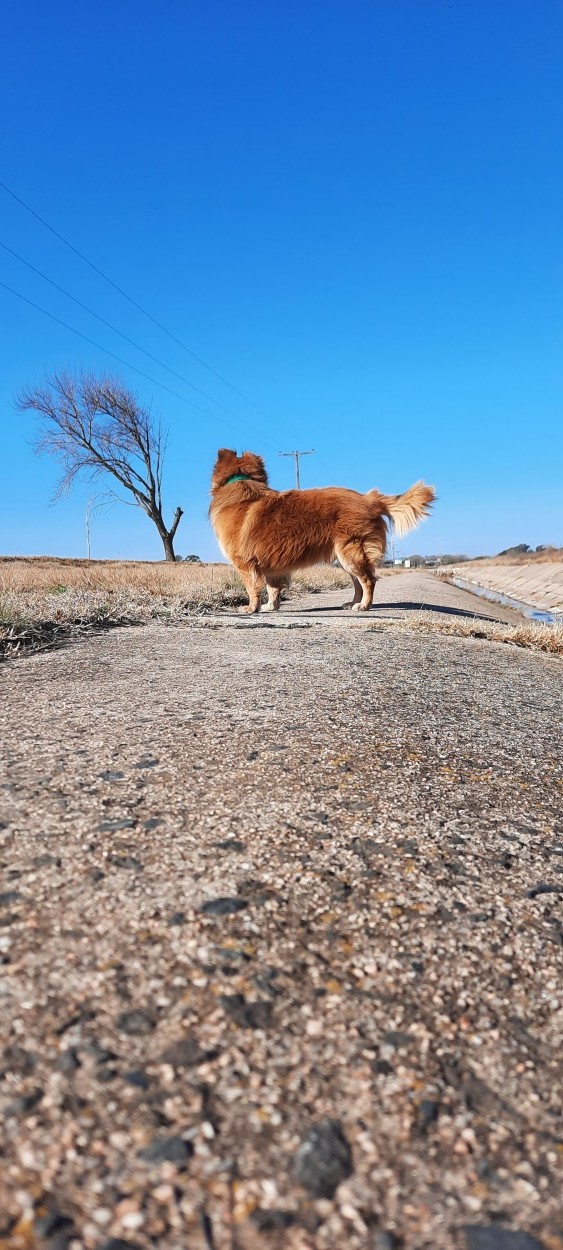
[16, 370, 183, 561]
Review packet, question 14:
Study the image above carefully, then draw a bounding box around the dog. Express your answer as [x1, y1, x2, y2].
[210, 448, 435, 613]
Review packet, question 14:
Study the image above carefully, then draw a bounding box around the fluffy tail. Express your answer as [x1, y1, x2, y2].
[366, 481, 436, 537]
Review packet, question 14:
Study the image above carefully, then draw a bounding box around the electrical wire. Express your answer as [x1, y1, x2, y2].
[0, 239, 275, 441]
[0, 278, 279, 452]
[0, 178, 280, 426]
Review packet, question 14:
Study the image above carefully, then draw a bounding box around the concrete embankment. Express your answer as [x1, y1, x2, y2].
[440, 561, 563, 623]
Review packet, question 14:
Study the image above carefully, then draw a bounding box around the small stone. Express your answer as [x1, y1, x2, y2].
[139, 1135, 193, 1167]
[57, 1048, 81, 1073]
[527, 883, 562, 899]
[122, 1213, 144, 1231]
[220, 993, 273, 1029]
[133, 757, 160, 768]
[293, 1118, 353, 1198]
[96, 1066, 118, 1083]
[89, 1044, 118, 1064]
[160, 1036, 206, 1067]
[117, 1009, 156, 1035]
[34, 1206, 74, 1238]
[0, 890, 24, 905]
[99, 770, 124, 780]
[123, 1068, 150, 1089]
[168, 911, 186, 925]
[250, 1209, 295, 1231]
[418, 1099, 440, 1133]
[7, 1087, 43, 1114]
[214, 839, 245, 851]
[101, 1241, 143, 1250]
[200, 896, 249, 916]
[247, 750, 259, 760]
[463, 1228, 545, 1250]
[97, 819, 135, 832]
[31, 854, 61, 868]
[108, 855, 143, 871]
[143, 818, 161, 829]
[2, 1045, 37, 1075]
[382, 1030, 411, 1048]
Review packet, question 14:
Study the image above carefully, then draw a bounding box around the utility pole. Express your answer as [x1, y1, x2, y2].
[278, 449, 315, 489]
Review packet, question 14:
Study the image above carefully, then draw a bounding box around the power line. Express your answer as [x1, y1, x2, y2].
[278, 448, 315, 489]
[0, 239, 273, 440]
[0, 178, 279, 426]
[0, 278, 280, 451]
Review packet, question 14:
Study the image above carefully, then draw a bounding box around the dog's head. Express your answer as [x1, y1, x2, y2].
[211, 448, 269, 493]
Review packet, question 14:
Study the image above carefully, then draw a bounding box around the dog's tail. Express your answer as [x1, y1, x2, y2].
[366, 481, 436, 536]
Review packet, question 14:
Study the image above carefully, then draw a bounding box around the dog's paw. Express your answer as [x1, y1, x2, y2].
[352, 602, 370, 612]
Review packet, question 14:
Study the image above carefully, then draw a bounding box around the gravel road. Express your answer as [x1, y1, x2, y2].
[1, 574, 562, 1250]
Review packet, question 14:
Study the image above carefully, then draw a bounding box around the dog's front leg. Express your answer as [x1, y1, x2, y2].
[235, 561, 264, 614]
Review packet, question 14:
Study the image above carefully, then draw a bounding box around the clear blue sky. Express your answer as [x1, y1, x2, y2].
[1, 0, 561, 560]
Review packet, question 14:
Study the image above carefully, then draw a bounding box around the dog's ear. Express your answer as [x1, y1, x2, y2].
[239, 451, 268, 483]
[216, 447, 236, 461]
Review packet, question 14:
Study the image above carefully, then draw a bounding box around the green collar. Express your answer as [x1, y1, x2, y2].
[224, 473, 252, 485]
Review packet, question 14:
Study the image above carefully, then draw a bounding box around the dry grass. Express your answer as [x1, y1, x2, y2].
[0, 557, 354, 596]
[367, 612, 563, 657]
[0, 558, 355, 659]
[5, 557, 558, 661]
[455, 548, 563, 568]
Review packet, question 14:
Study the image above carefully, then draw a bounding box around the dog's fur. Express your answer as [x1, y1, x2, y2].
[210, 448, 436, 613]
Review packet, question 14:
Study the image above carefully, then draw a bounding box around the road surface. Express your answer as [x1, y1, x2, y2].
[1, 574, 561, 1250]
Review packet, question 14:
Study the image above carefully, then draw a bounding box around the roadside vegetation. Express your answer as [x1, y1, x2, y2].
[2, 558, 561, 660]
[0, 558, 351, 659]
[367, 613, 563, 657]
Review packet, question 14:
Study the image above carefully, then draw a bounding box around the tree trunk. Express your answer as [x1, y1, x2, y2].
[152, 505, 183, 561]
[162, 532, 176, 561]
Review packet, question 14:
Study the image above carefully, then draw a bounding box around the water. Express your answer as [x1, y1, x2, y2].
[450, 577, 563, 626]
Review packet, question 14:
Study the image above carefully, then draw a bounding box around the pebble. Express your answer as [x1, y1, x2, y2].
[250, 1208, 296, 1230]
[116, 1009, 156, 1035]
[108, 854, 143, 870]
[418, 1098, 440, 1133]
[97, 819, 136, 832]
[0, 890, 24, 905]
[463, 1228, 545, 1249]
[526, 883, 562, 899]
[139, 1135, 193, 1167]
[34, 1206, 74, 1238]
[123, 1068, 150, 1088]
[293, 1118, 353, 1198]
[200, 896, 249, 916]
[160, 1036, 207, 1067]
[220, 993, 273, 1029]
[101, 1241, 143, 1250]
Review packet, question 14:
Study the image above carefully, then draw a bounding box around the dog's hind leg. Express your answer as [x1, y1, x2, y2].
[335, 542, 376, 612]
[341, 574, 363, 610]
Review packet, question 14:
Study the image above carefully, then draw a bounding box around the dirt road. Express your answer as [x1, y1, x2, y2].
[1, 574, 561, 1250]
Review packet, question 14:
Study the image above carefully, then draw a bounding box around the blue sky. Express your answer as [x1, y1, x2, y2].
[1, 0, 561, 560]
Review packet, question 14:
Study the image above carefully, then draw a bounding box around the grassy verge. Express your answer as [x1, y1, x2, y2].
[0, 562, 352, 659]
[367, 612, 563, 657]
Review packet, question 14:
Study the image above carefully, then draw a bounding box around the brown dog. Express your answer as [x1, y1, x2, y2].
[210, 448, 435, 613]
